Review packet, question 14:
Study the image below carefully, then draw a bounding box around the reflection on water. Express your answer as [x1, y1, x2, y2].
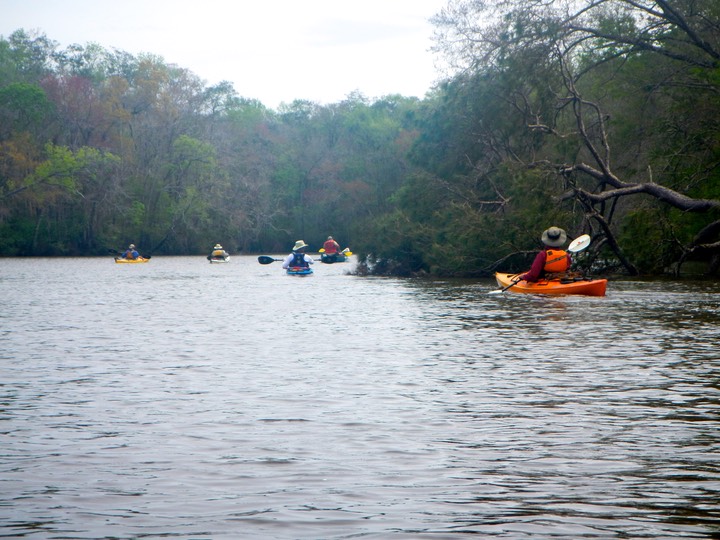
[1, 258, 719, 539]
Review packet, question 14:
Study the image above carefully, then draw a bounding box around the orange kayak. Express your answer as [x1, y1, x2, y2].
[495, 272, 607, 296]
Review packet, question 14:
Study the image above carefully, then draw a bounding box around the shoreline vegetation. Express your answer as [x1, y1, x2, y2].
[2, 3, 719, 278]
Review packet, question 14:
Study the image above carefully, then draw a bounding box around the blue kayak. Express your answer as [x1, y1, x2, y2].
[287, 266, 313, 276]
[320, 252, 347, 264]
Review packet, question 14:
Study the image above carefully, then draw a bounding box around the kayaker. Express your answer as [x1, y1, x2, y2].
[121, 244, 140, 260]
[323, 236, 340, 255]
[282, 240, 315, 269]
[210, 243, 228, 260]
[520, 227, 572, 282]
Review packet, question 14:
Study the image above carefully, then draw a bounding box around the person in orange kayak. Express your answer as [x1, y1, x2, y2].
[520, 227, 572, 282]
[322, 236, 340, 254]
[282, 240, 315, 269]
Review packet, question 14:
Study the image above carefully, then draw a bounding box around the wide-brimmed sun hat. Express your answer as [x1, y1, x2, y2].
[292, 240, 309, 251]
[129, 244, 135, 249]
[214, 244, 222, 249]
[541, 227, 567, 247]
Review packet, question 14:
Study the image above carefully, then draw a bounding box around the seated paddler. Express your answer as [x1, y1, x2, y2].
[520, 227, 572, 282]
[282, 240, 314, 269]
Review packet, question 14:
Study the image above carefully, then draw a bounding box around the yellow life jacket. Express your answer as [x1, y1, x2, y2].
[544, 249, 569, 273]
[212, 249, 225, 257]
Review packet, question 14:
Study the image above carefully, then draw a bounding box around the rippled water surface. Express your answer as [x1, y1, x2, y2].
[1, 256, 719, 539]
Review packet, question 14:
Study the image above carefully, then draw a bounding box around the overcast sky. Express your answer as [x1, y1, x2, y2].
[1, 0, 448, 109]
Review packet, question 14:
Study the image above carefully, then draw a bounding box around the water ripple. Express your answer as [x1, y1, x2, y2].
[1, 259, 719, 538]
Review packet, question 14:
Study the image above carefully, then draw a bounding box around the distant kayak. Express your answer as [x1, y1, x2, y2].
[208, 256, 230, 263]
[320, 252, 347, 264]
[287, 266, 313, 276]
[114, 257, 150, 264]
[494, 272, 607, 296]
[319, 247, 352, 263]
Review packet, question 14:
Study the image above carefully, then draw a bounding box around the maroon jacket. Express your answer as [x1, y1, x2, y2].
[521, 248, 571, 282]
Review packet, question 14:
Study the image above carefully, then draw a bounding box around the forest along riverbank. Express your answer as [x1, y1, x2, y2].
[1, 256, 719, 539]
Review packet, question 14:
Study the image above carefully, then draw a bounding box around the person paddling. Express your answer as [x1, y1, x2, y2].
[282, 240, 314, 269]
[520, 227, 572, 282]
[121, 244, 140, 260]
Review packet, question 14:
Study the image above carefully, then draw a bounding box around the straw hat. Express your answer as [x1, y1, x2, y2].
[541, 227, 567, 247]
[292, 240, 308, 251]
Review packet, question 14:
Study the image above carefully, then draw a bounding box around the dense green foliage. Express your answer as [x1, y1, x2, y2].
[0, 30, 420, 257]
[2, 0, 720, 277]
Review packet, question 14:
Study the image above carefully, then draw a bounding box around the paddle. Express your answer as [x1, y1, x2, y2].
[568, 234, 591, 253]
[109, 248, 151, 260]
[489, 275, 522, 294]
[489, 234, 592, 294]
[258, 255, 321, 265]
[319, 247, 352, 255]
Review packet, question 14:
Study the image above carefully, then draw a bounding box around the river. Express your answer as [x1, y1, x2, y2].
[1, 255, 719, 539]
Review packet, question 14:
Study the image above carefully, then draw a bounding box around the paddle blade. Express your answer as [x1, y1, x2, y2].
[489, 274, 521, 294]
[568, 234, 591, 253]
[258, 255, 279, 265]
[318, 248, 325, 253]
[342, 248, 352, 256]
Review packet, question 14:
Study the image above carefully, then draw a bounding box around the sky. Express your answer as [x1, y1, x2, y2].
[1, 0, 448, 109]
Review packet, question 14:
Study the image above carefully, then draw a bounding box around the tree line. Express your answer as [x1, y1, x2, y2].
[0, 30, 419, 257]
[2, 0, 719, 277]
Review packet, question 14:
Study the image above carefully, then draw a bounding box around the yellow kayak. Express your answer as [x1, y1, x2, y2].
[114, 257, 150, 264]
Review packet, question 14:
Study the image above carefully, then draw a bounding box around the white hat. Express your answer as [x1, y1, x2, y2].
[541, 227, 567, 247]
[214, 244, 222, 249]
[292, 240, 308, 251]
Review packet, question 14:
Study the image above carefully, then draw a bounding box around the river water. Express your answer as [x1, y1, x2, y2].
[1, 256, 719, 539]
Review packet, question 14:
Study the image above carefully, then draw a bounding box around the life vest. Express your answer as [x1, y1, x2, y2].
[212, 249, 225, 257]
[323, 240, 338, 254]
[544, 249, 569, 273]
[291, 252, 309, 268]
